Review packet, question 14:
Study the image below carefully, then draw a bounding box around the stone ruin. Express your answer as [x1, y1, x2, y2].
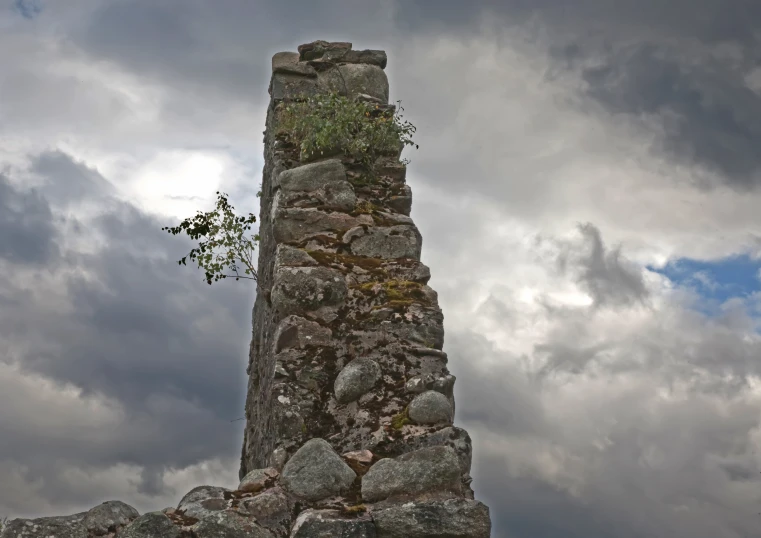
[0, 41, 492, 537]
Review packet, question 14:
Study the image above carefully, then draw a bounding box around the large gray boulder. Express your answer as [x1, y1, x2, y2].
[334, 358, 382, 404]
[344, 225, 422, 260]
[238, 467, 279, 494]
[408, 390, 454, 425]
[270, 266, 348, 318]
[291, 509, 375, 537]
[237, 487, 292, 536]
[193, 511, 275, 538]
[361, 446, 461, 502]
[276, 159, 356, 212]
[0, 514, 89, 538]
[270, 72, 319, 101]
[317, 63, 389, 103]
[281, 438, 357, 501]
[120, 512, 182, 538]
[273, 315, 332, 353]
[0, 500, 140, 538]
[272, 51, 318, 77]
[176, 485, 231, 520]
[272, 200, 367, 244]
[372, 499, 491, 538]
[82, 500, 140, 535]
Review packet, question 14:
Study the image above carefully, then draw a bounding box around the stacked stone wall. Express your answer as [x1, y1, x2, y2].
[0, 40, 491, 538]
[237, 39, 492, 536]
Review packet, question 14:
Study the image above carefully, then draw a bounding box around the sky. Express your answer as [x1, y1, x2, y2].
[1, 1, 761, 536]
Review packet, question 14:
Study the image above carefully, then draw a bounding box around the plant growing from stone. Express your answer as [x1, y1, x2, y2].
[162, 191, 259, 285]
[277, 91, 419, 176]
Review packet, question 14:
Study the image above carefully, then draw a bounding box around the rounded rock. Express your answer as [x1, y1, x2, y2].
[408, 390, 453, 425]
[238, 467, 279, 494]
[120, 512, 181, 538]
[334, 358, 381, 404]
[82, 500, 139, 536]
[281, 438, 356, 501]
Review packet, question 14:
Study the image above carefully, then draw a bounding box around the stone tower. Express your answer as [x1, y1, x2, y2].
[239, 40, 493, 535]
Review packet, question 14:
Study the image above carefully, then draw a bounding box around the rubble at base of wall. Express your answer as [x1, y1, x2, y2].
[0, 40, 491, 538]
[1, 442, 490, 537]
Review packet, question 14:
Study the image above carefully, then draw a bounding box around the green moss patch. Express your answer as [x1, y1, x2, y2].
[353, 279, 430, 305]
[390, 406, 411, 430]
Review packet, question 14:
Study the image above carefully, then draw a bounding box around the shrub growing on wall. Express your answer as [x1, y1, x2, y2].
[162, 91, 418, 285]
[162, 191, 259, 285]
[277, 91, 418, 175]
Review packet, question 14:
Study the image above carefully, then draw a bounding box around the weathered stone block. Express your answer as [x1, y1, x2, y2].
[379, 314, 445, 350]
[270, 72, 319, 100]
[361, 446, 461, 502]
[193, 511, 275, 538]
[381, 427, 473, 476]
[344, 225, 422, 260]
[387, 185, 412, 215]
[238, 467, 279, 494]
[272, 193, 368, 243]
[405, 374, 455, 396]
[0, 514, 89, 538]
[317, 63, 389, 103]
[305, 49, 388, 71]
[281, 438, 357, 501]
[291, 509, 376, 537]
[372, 499, 491, 538]
[271, 266, 347, 318]
[268, 447, 288, 470]
[342, 49, 388, 69]
[276, 159, 343, 191]
[120, 512, 181, 538]
[176, 485, 231, 520]
[0, 501, 142, 538]
[273, 392, 306, 439]
[276, 159, 356, 211]
[334, 358, 382, 404]
[274, 315, 332, 352]
[342, 449, 374, 475]
[238, 487, 291, 535]
[275, 245, 318, 268]
[408, 390, 454, 425]
[298, 40, 352, 61]
[82, 500, 140, 536]
[272, 51, 318, 77]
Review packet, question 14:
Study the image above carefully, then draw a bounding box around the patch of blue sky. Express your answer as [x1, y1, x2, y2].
[646, 254, 761, 317]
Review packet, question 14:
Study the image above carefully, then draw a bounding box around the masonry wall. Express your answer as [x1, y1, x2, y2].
[237, 40, 493, 536]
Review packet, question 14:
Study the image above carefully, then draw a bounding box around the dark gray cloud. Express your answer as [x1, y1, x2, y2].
[28, 0, 761, 190]
[0, 174, 58, 265]
[31, 150, 114, 207]
[0, 155, 255, 507]
[69, 0, 393, 105]
[396, 0, 761, 46]
[581, 44, 761, 186]
[550, 223, 649, 307]
[448, 331, 548, 438]
[13, 0, 42, 20]
[396, 0, 761, 188]
[451, 325, 761, 538]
